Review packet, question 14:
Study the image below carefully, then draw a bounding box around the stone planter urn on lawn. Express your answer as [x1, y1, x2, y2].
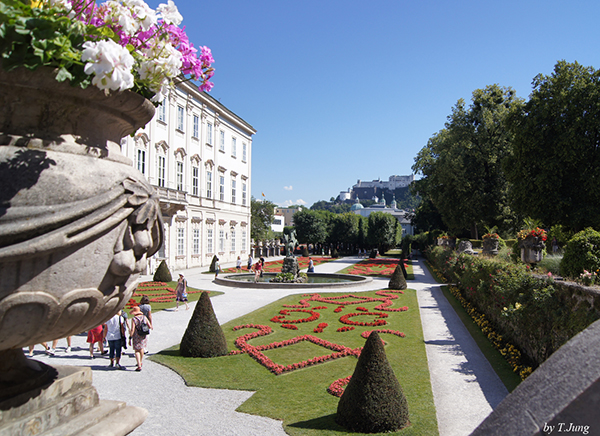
[482, 236, 500, 256]
[520, 236, 545, 264]
[0, 66, 163, 434]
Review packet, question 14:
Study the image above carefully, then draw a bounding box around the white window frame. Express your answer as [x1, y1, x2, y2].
[192, 166, 199, 196]
[242, 143, 247, 162]
[231, 179, 236, 204]
[137, 149, 146, 175]
[219, 175, 225, 201]
[157, 155, 166, 188]
[242, 229, 247, 251]
[177, 227, 185, 256]
[242, 181, 247, 206]
[219, 229, 225, 253]
[158, 98, 166, 122]
[220, 130, 225, 152]
[206, 122, 213, 145]
[176, 161, 184, 191]
[193, 114, 199, 138]
[206, 170, 212, 198]
[177, 105, 184, 131]
[231, 137, 237, 157]
[231, 229, 236, 252]
[207, 228, 213, 253]
[193, 228, 200, 255]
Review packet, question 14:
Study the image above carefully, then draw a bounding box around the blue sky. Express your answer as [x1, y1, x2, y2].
[150, 0, 599, 207]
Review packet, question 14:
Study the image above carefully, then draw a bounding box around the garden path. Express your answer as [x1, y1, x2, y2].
[26, 255, 507, 436]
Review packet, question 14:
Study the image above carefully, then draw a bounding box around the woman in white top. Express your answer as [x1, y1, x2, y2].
[105, 310, 126, 369]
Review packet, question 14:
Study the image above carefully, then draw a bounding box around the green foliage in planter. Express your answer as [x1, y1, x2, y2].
[302, 246, 309, 257]
[331, 248, 339, 258]
[389, 264, 408, 290]
[560, 228, 600, 279]
[336, 332, 410, 433]
[180, 292, 228, 358]
[153, 260, 172, 282]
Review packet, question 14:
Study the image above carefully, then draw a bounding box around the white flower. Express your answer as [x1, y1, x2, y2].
[157, 0, 183, 25]
[81, 40, 135, 92]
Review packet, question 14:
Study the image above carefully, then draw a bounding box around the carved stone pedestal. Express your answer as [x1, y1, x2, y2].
[0, 365, 147, 436]
[281, 256, 300, 277]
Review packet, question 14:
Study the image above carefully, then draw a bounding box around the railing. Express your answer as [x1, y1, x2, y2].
[156, 186, 187, 203]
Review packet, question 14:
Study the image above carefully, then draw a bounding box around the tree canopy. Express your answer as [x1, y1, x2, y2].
[412, 84, 522, 238]
[251, 196, 275, 240]
[505, 61, 600, 232]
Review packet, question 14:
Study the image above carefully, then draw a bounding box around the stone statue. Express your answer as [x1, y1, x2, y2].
[283, 230, 298, 257]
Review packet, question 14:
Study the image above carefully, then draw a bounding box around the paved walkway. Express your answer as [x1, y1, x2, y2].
[27, 256, 507, 436]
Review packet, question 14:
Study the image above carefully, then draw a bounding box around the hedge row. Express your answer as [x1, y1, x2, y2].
[427, 246, 600, 368]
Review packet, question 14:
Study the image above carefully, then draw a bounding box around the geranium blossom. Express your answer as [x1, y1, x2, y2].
[157, 0, 183, 25]
[81, 40, 135, 92]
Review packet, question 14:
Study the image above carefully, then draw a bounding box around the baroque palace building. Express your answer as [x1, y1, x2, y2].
[121, 81, 256, 274]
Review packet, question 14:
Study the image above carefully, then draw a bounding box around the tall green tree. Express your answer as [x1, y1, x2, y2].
[251, 196, 275, 241]
[367, 212, 399, 254]
[412, 85, 522, 238]
[330, 212, 360, 248]
[505, 61, 600, 232]
[293, 209, 328, 247]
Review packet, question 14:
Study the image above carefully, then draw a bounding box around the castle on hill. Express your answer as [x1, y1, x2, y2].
[339, 175, 414, 202]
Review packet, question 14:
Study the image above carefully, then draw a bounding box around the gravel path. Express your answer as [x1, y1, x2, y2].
[27, 256, 507, 435]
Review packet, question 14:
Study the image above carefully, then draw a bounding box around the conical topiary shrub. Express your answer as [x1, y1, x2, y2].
[209, 255, 218, 272]
[388, 264, 407, 290]
[180, 291, 228, 357]
[153, 260, 172, 282]
[336, 331, 410, 433]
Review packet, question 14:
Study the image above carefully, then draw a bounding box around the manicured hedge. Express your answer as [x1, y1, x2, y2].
[427, 246, 600, 368]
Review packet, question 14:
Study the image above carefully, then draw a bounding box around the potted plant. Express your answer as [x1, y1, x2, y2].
[482, 232, 500, 256]
[0, 0, 214, 430]
[517, 227, 547, 264]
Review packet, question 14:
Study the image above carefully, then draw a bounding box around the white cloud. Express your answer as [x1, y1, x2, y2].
[278, 199, 307, 207]
[283, 185, 293, 191]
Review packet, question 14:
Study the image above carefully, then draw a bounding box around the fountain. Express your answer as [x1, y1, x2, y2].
[216, 231, 372, 289]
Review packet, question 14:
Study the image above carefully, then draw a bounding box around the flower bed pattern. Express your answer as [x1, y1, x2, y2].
[342, 258, 408, 277]
[229, 324, 361, 375]
[229, 292, 408, 377]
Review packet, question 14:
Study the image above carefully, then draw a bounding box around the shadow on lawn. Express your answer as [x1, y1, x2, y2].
[288, 413, 345, 431]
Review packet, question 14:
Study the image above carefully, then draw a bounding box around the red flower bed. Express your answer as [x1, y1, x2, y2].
[229, 324, 362, 375]
[361, 329, 406, 339]
[336, 326, 355, 332]
[339, 312, 389, 327]
[281, 324, 298, 330]
[327, 376, 351, 397]
[344, 258, 408, 277]
[313, 323, 328, 333]
[270, 309, 320, 324]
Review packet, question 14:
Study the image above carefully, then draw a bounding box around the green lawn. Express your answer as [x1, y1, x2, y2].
[152, 289, 438, 436]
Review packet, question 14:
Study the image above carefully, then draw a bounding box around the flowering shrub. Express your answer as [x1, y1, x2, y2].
[578, 270, 597, 286]
[1, 0, 214, 101]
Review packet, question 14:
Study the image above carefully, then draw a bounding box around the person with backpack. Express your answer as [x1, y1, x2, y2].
[129, 305, 152, 371]
[105, 310, 126, 369]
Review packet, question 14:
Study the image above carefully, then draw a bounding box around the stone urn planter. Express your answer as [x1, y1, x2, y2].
[0, 67, 163, 433]
[520, 236, 545, 264]
[482, 237, 500, 256]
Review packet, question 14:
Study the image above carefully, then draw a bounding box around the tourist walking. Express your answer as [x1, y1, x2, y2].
[175, 274, 189, 311]
[28, 343, 51, 356]
[139, 295, 153, 326]
[253, 258, 263, 282]
[129, 306, 152, 371]
[50, 336, 72, 354]
[307, 257, 315, 273]
[236, 256, 242, 272]
[87, 324, 106, 359]
[214, 257, 221, 278]
[247, 254, 253, 271]
[105, 310, 125, 369]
